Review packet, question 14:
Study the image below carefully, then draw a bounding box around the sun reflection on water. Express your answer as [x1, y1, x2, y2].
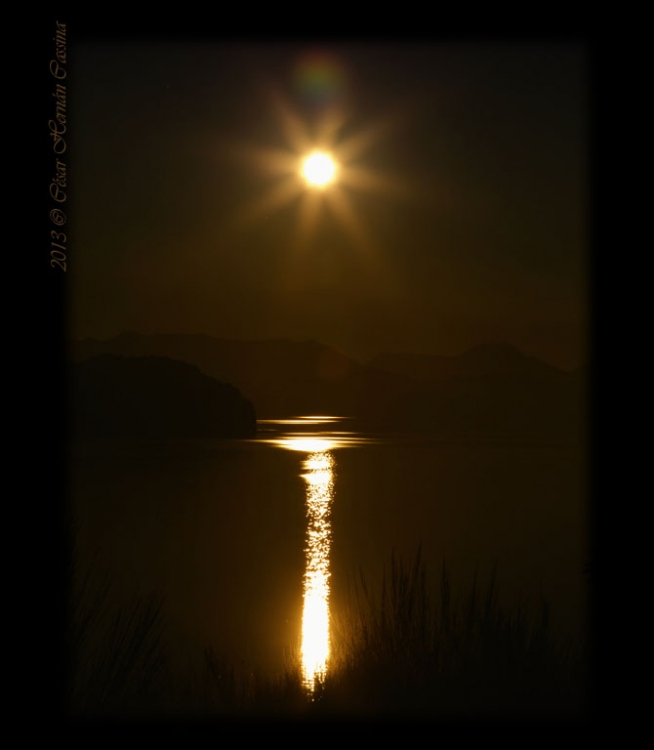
[300, 447, 334, 690]
[258, 418, 375, 693]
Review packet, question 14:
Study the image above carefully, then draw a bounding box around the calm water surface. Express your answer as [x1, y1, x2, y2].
[70, 417, 588, 681]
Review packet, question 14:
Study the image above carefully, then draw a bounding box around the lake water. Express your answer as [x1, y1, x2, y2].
[69, 416, 588, 681]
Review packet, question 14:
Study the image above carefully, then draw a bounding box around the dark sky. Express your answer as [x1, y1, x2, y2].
[70, 41, 587, 369]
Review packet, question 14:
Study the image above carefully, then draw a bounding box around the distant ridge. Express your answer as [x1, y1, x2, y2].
[71, 333, 363, 419]
[70, 334, 584, 439]
[368, 342, 569, 384]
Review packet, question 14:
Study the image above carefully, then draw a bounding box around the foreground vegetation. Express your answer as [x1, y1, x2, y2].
[68, 550, 588, 720]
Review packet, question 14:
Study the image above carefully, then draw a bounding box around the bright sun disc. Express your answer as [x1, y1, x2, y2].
[302, 152, 336, 187]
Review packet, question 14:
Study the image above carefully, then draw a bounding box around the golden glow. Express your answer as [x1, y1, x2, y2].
[275, 437, 335, 453]
[259, 416, 344, 425]
[256, 416, 379, 692]
[257, 417, 376, 452]
[300, 448, 334, 690]
[302, 152, 337, 188]
[218, 86, 416, 259]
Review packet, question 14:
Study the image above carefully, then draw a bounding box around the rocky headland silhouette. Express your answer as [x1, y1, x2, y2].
[71, 353, 256, 439]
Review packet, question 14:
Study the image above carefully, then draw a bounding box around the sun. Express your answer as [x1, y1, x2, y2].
[220, 88, 413, 250]
[302, 152, 337, 188]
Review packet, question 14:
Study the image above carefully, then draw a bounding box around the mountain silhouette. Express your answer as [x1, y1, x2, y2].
[70, 335, 584, 440]
[369, 342, 567, 383]
[71, 334, 361, 418]
[70, 354, 256, 439]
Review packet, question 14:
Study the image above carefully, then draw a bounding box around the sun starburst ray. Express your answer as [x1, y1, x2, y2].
[224, 84, 415, 259]
[324, 185, 372, 256]
[294, 190, 323, 244]
[221, 140, 300, 175]
[268, 90, 314, 155]
[333, 116, 398, 163]
[338, 164, 413, 200]
[313, 107, 350, 149]
[232, 174, 303, 227]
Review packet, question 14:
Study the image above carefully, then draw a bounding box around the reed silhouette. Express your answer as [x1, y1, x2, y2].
[68, 543, 587, 720]
[320, 550, 588, 719]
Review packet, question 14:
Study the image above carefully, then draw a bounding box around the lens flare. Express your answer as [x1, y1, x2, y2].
[292, 52, 346, 110]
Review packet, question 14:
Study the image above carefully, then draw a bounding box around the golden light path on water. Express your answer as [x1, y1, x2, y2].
[299, 447, 333, 689]
[259, 417, 373, 692]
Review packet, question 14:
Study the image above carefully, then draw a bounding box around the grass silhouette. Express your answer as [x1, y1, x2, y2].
[69, 559, 171, 716]
[68, 546, 588, 720]
[319, 549, 588, 719]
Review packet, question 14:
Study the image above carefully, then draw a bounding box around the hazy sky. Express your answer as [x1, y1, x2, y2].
[70, 40, 587, 368]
